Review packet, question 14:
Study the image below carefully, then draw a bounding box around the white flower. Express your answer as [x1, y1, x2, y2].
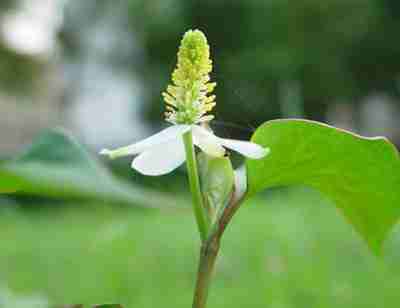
[100, 125, 269, 176]
[100, 30, 269, 176]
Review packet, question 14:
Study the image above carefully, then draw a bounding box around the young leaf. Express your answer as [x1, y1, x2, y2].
[246, 119, 400, 254]
[198, 152, 235, 219]
[0, 128, 181, 208]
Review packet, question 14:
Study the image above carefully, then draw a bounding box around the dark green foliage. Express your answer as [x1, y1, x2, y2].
[126, 0, 400, 133]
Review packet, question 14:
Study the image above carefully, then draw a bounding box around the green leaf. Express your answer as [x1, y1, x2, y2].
[246, 119, 400, 254]
[198, 152, 235, 219]
[92, 305, 122, 308]
[0, 128, 180, 208]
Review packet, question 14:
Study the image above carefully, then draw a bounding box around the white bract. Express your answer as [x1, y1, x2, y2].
[100, 125, 268, 176]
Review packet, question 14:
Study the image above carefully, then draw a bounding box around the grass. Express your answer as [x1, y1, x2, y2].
[1, 187, 400, 308]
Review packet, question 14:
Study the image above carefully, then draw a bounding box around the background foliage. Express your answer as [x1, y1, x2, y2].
[2, 0, 400, 136]
[126, 0, 400, 132]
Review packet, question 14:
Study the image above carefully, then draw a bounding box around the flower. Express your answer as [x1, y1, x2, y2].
[100, 124, 269, 176]
[100, 29, 269, 175]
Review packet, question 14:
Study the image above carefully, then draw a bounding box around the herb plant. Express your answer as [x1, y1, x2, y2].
[100, 30, 400, 308]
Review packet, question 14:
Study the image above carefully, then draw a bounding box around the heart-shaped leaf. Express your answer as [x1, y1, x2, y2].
[246, 119, 400, 254]
[0, 128, 180, 208]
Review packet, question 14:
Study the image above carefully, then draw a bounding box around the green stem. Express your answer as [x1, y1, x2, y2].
[183, 130, 210, 241]
[192, 186, 246, 308]
[192, 238, 220, 308]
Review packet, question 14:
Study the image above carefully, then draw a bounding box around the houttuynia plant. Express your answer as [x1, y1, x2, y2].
[100, 30, 400, 308]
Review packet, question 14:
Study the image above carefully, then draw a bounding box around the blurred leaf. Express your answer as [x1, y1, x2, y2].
[93, 305, 122, 308]
[0, 187, 17, 194]
[198, 153, 234, 218]
[0, 128, 181, 208]
[246, 119, 400, 254]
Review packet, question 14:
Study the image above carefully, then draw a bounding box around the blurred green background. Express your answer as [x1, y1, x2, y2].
[1, 0, 400, 307]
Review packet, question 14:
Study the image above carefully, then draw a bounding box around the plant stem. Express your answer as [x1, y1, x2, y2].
[183, 130, 210, 242]
[192, 190, 245, 308]
[192, 238, 220, 308]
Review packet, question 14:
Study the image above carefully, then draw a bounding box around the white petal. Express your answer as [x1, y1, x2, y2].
[99, 125, 190, 159]
[131, 138, 186, 176]
[219, 138, 269, 159]
[192, 125, 225, 157]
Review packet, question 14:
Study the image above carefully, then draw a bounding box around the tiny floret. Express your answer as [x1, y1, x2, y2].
[163, 29, 216, 125]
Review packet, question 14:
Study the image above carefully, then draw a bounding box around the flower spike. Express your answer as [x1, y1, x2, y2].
[163, 29, 217, 125]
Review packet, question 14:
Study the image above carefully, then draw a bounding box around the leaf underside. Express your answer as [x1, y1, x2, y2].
[246, 119, 400, 254]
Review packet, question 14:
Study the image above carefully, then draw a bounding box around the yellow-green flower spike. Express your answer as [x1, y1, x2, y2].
[163, 29, 216, 125]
